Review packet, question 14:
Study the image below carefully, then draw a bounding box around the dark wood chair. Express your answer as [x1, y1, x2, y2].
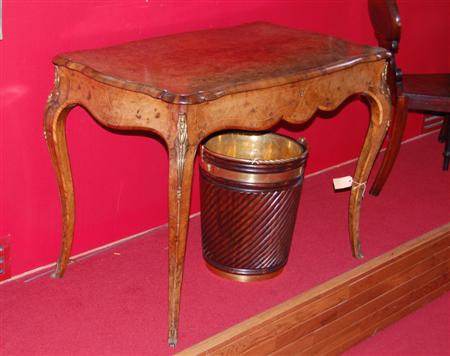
[368, 0, 450, 196]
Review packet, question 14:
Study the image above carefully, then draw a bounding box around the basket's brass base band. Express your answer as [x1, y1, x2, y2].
[205, 262, 284, 282]
[200, 160, 303, 184]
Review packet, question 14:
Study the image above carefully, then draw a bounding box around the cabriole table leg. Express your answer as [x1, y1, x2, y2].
[44, 99, 76, 278]
[349, 91, 391, 258]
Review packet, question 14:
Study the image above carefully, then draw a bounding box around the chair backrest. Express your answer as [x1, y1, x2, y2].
[368, 0, 403, 98]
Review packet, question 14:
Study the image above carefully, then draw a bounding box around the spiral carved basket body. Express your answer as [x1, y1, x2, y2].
[200, 132, 308, 282]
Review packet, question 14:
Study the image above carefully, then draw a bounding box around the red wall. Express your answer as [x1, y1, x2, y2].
[1, 0, 448, 277]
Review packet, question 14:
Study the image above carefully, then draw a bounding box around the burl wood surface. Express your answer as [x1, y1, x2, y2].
[53, 22, 386, 105]
[43, 22, 391, 346]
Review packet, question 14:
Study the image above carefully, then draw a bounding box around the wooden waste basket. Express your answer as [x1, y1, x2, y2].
[200, 132, 308, 282]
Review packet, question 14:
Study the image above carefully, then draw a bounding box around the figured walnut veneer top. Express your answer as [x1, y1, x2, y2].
[54, 22, 388, 104]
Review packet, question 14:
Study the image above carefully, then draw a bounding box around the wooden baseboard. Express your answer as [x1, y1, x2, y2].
[178, 224, 450, 355]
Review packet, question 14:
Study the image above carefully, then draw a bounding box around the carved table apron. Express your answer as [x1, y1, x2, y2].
[43, 22, 391, 346]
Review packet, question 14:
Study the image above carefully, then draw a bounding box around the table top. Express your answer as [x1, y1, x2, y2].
[54, 22, 387, 105]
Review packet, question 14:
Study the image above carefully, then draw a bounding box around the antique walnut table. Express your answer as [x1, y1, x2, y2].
[44, 22, 391, 346]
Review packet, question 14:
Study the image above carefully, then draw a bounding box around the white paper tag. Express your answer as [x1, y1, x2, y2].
[333, 176, 353, 190]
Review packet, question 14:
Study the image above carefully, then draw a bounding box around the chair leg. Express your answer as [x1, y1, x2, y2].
[439, 115, 450, 170]
[370, 95, 409, 196]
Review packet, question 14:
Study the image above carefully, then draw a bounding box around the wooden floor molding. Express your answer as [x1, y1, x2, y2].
[178, 223, 450, 355]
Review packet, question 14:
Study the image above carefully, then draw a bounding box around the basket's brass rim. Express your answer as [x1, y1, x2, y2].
[203, 149, 306, 165]
[200, 160, 303, 184]
[202, 132, 308, 165]
[205, 262, 284, 282]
